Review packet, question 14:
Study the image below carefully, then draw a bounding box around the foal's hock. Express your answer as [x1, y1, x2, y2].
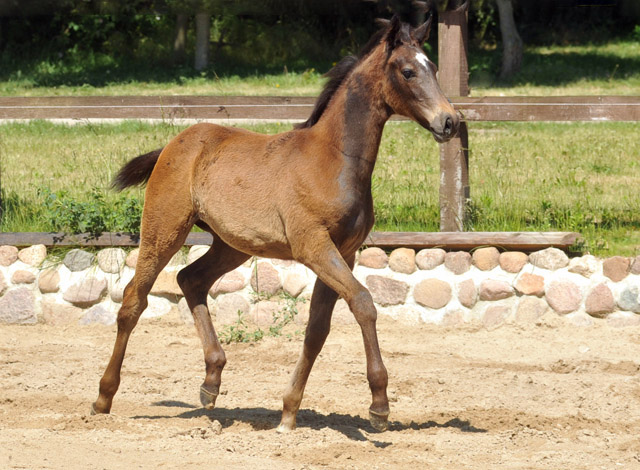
[93, 14, 459, 432]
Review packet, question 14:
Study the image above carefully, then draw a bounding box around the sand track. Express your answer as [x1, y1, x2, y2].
[2, 317, 640, 469]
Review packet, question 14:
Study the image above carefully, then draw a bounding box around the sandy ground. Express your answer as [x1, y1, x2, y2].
[2, 314, 640, 470]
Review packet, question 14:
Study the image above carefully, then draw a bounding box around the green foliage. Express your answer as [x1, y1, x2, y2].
[219, 311, 265, 345]
[218, 294, 304, 344]
[38, 187, 142, 234]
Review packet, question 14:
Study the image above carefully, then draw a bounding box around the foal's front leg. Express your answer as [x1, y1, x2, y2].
[283, 236, 389, 431]
[277, 263, 348, 432]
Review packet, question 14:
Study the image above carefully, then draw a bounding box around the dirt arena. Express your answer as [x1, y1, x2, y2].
[2, 314, 640, 469]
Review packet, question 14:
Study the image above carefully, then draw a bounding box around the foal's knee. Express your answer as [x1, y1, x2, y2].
[348, 289, 377, 324]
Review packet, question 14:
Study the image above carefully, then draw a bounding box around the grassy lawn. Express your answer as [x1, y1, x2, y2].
[1, 120, 638, 256]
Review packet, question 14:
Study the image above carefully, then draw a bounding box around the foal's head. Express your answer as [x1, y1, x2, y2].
[378, 15, 460, 143]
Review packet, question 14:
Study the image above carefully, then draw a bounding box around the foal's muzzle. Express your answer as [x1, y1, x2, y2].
[433, 112, 460, 143]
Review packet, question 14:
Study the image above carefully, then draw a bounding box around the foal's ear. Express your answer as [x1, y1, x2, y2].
[412, 13, 433, 45]
[385, 14, 402, 50]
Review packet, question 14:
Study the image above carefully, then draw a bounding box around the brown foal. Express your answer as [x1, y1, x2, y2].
[92, 14, 459, 432]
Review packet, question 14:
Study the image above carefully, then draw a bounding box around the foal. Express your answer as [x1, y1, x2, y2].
[92, 15, 459, 432]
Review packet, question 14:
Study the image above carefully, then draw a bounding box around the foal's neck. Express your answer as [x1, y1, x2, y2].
[318, 68, 391, 187]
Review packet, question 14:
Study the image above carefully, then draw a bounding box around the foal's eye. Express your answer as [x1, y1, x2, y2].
[401, 69, 415, 80]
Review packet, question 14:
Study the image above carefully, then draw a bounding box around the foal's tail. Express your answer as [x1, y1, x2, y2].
[111, 148, 163, 191]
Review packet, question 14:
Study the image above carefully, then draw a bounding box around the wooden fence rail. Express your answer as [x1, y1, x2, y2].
[2, 95, 639, 122]
[0, 231, 581, 252]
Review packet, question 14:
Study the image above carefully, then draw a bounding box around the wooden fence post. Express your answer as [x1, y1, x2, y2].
[438, 2, 470, 232]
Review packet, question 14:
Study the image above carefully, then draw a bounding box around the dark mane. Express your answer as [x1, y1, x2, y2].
[295, 27, 388, 129]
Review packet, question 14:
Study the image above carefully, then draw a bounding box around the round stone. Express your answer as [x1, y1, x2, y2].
[210, 270, 247, 298]
[602, 256, 630, 283]
[568, 255, 598, 278]
[250, 262, 281, 296]
[528, 248, 569, 271]
[0, 245, 18, 266]
[38, 268, 60, 294]
[416, 248, 446, 270]
[18, 245, 47, 267]
[0, 288, 36, 324]
[444, 251, 471, 275]
[366, 275, 409, 306]
[63, 277, 108, 307]
[216, 293, 251, 325]
[11, 270, 36, 284]
[97, 248, 127, 274]
[283, 272, 308, 298]
[63, 249, 95, 272]
[585, 283, 615, 317]
[413, 278, 452, 309]
[499, 252, 528, 273]
[388, 248, 416, 274]
[515, 273, 545, 297]
[125, 249, 139, 268]
[358, 247, 388, 269]
[472, 247, 500, 271]
[479, 279, 514, 301]
[457, 279, 477, 309]
[545, 280, 582, 314]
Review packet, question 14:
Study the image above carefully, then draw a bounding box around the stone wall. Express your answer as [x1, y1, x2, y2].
[1, 244, 639, 329]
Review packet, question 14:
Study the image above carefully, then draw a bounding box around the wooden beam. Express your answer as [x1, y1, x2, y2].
[0, 231, 581, 252]
[0, 96, 316, 121]
[364, 231, 581, 252]
[2, 96, 638, 122]
[451, 96, 640, 122]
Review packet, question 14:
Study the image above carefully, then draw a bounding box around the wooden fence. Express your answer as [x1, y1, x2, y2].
[1, 95, 638, 122]
[1, 5, 638, 251]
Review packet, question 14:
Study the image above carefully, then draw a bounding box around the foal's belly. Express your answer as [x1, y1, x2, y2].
[198, 203, 294, 260]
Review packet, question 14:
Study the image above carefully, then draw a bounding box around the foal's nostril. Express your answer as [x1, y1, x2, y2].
[443, 116, 454, 136]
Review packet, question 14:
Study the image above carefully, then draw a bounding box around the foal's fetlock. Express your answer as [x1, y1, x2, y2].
[368, 408, 389, 432]
[199, 384, 220, 409]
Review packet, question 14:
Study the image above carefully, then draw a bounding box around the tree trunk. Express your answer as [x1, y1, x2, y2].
[194, 11, 211, 71]
[173, 13, 188, 65]
[496, 0, 523, 80]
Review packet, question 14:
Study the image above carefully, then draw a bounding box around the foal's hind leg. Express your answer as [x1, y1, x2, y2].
[177, 237, 250, 409]
[92, 212, 194, 414]
[277, 254, 353, 433]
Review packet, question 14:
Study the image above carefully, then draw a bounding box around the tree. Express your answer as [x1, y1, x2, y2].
[173, 13, 189, 64]
[496, 0, 522, 79]
[194, 10, 210, 70]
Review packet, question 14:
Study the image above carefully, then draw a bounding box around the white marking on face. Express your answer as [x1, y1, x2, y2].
[415, 51, 429, 70]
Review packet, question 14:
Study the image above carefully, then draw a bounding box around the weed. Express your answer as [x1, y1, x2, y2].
[218, 294, 305, 344]
[38, 187, 142, 234]
[219, 311, 265, 345]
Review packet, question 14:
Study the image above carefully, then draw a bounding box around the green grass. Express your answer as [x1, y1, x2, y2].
[2, 39, 639, 97]
[470, 40, 640, 96]
[1, 120, 638, 256]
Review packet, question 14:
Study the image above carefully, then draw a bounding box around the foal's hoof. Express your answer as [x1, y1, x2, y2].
[276, 422, 295, 434]
[199, 386, 219, 409]
[369, 409, 389, 432]
[90, 402, 108, 415]
[276, 415, 296, 434]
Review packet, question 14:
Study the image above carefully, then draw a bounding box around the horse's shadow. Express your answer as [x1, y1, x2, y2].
[131, 400, 486, 443]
